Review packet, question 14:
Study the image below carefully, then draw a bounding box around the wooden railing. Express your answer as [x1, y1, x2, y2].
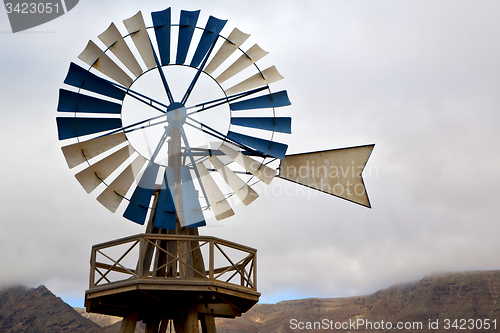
[89, 234, 257, 291]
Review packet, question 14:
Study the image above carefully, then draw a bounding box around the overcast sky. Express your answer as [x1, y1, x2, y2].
[1, 0, 500, 309]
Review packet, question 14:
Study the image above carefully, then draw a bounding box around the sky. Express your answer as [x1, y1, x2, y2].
[1, 0, 500, 309]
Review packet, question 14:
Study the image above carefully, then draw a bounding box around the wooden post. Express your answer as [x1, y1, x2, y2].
[145, 320, 160, 333]
[209, 239, 215, 280]
[136, 190, 161, 277]
[200, 314, 217, 333]
[169, 126, 195, 280]
[89, 247, 96, 289]
[173, 306, 200, 333]
[119, 311, 138, 333]
[158, 317, 171, 333]
[165, 229, 178, 277]
[189, 227, 206, 278]
[253, 253, 257, 291]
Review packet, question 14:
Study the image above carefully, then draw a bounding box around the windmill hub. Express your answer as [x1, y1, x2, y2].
[166, 102, 187, 126]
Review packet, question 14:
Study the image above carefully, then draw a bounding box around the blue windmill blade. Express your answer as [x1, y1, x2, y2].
[154, 168, 176, 230]
[229, 90, 291, 111]
[56, 117, 122, 140]
[123, 163, 161, 225]
[231, 117, 292, 134]
[190, 16, 227, 68]
[181, 167, 206, 228]
[64, 62, 126, 101]
[152, 7, 171, 66]
[57, 89, 122, 114]
[226, 131, 288, 160]
[176, 10, 200, 65]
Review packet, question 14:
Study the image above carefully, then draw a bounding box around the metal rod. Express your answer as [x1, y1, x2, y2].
[183, 120, 229, 143]
[95, 112, 167, 138]
[186, 117, 266, 157]
[150, 124, 173, 162]
[106, 79, 169, 112]
[123, 118, 168, 135]
[186, 86, 268, 116]
[149, 35, 174, 104]
[181, 36, 218, 105]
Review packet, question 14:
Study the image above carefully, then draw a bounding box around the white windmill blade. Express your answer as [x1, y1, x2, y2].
[123, 11, 157, 70]
[196, 162, 235, 220]
[210, 156, 259, 206]
[219, 144, 276, 185]
[181, 167, 206, 228]
[279, 145, 375, 208]
[163, 167, 204, 228]
[78, 40, 133, 87]
[164, 167, 183, 226]
[98, 22, 144, 78]
[75, 144, 136, 194]
[97, 154, 147, 212]
[215, 44, 269, 84]
[224, 66, 284, 96]
[61, 132, 127, 169]
[204, 28, 250, 75]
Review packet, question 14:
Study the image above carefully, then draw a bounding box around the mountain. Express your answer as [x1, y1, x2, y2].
[1, 270, 500, 332]
[0, 285, 100, 332]
[74, 308, 121, 328]
[215, 270, 500, 332]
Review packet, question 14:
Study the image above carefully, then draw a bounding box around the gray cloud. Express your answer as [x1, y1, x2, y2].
[1, 0, 499, 307]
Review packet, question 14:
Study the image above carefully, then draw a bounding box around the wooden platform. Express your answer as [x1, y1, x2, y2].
[84, 233, 260, 322]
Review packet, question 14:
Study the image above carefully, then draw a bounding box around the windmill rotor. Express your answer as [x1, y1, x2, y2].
[57, 8, 295, 228]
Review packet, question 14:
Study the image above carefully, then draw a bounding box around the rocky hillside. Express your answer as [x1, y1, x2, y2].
[74, 308, 121, 328]
[1, 270, 500, 332]
[216, 270, 500, 332]
[0, 285, 100, 332]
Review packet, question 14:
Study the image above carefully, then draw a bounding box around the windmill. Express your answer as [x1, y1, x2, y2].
[56, 7, 374, 333]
